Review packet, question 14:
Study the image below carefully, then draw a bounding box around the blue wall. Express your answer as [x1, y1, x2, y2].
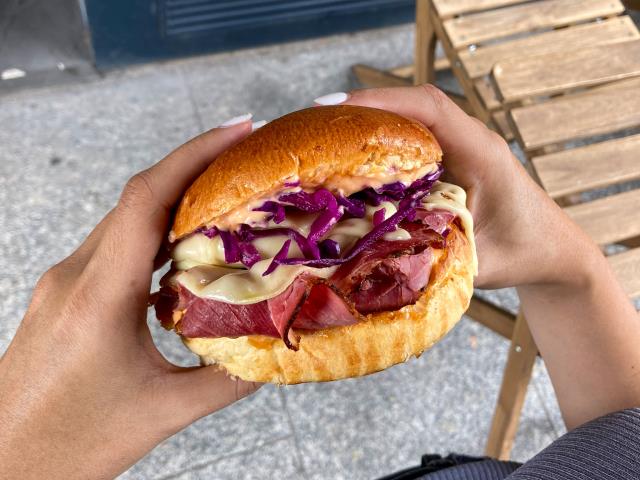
[85, 0, 415, 69]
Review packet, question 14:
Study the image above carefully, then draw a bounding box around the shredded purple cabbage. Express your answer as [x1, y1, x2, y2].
[239, 242, 261, 268]
[239, 227, 319, 259]
[319, 239, 340, 258]
[373, 208, 386, 226]
[277, 188, 344, 256]
[278, 188, 333, 212]
[198, 165, 444, 273]
[264, 239, 291, 276]
[305, 190, 343, 245]
[253, 201, 285, 224]
[270, 165, 443, 269]
[196, 225, 261, 268]
[218, 230, 240, 264]
[337, 195, 366, 218]
[199, 226, 218, 239]
[351, 180, 407, 206]
[274, 202, 414, 268]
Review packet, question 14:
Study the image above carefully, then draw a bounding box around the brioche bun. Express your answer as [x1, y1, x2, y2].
[170, 105, 442, 240]
[168, 105, 474, 384]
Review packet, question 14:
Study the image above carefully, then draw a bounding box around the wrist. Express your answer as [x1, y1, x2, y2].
[508, 167, 603, 290]
[518, 223, 605, 295]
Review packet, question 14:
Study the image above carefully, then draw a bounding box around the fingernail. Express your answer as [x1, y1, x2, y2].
[314, 92, 348, 105]
[219, 113, 253, 128]
[251, 120, 267, 131]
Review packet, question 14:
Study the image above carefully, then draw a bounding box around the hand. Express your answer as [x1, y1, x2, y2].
[333, 86, 640, 429]
[335, 85, 601, 289]
[0, 120, 260, 479]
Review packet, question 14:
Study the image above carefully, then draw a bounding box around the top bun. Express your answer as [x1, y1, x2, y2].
[171, 105, 442, 240]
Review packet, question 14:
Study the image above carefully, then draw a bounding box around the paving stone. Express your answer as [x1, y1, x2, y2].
[179, 25, 414, 128]
[0, 63, 200, 152]
[160, 436, 303, 480]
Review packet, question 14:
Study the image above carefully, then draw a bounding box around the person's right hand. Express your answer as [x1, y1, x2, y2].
[317, 86, 640, 431]
[317, 85, 600, 289]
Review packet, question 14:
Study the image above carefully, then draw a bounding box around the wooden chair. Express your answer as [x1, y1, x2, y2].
[353, 0, 640, 459]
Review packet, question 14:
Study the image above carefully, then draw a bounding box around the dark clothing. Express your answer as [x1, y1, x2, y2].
[378, 454, 519, 480]
[380, 408, 640, 480]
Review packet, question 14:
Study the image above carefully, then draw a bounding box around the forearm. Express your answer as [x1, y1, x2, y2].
[518, 241, 640, 430]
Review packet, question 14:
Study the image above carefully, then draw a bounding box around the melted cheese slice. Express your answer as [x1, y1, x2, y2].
[177, 261, 336, 305]
[172, 180, 476, 304]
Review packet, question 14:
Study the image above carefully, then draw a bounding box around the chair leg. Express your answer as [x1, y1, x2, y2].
[414, 0, 437, 85]
[485, 310, 538, 460]
[351, 64, 412, 88]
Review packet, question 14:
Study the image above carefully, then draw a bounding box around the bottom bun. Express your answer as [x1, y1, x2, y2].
[183, 225, 474, 384]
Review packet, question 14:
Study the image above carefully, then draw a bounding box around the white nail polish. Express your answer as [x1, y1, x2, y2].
[219, 113, 253, 127]
[314, 92, 348, 105]
[251, 120, 267, 131]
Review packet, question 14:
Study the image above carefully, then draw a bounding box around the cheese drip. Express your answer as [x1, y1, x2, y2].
[421, 181, 477, 275]
[172, 180, 476, 304]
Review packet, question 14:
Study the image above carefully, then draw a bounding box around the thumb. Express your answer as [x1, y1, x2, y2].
[160, 365, 262, 431]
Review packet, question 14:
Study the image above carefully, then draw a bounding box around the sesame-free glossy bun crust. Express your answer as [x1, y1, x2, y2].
[170, 105, 441, 239]
[183, 224, 473, 384]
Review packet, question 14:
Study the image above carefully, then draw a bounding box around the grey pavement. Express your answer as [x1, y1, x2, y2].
[0, 24, 564, 479]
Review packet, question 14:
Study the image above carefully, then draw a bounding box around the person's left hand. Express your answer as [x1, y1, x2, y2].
[0, 119, 260, 480]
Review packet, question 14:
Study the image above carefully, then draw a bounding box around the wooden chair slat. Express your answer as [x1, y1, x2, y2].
[466, 297, 515, 340]
[351, 64, 412, 88]
[609, 248, 640, 298]
[510, 77, 640, 150]
[493, 39, 640, 103]
[533, 134, 640, 198]
[564, 189, 640, 246]
[444, 0, 625, 48]
[390, 65, 415, 79]
[459, 16, 639, 79]
[475, 77, 501, 110]
[432, 0, 528, 18]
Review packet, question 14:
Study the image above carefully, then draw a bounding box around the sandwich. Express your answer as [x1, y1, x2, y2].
[154, 105, 476, 384]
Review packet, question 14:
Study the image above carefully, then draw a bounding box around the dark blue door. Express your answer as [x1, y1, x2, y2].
[85, 0, 414, 68]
